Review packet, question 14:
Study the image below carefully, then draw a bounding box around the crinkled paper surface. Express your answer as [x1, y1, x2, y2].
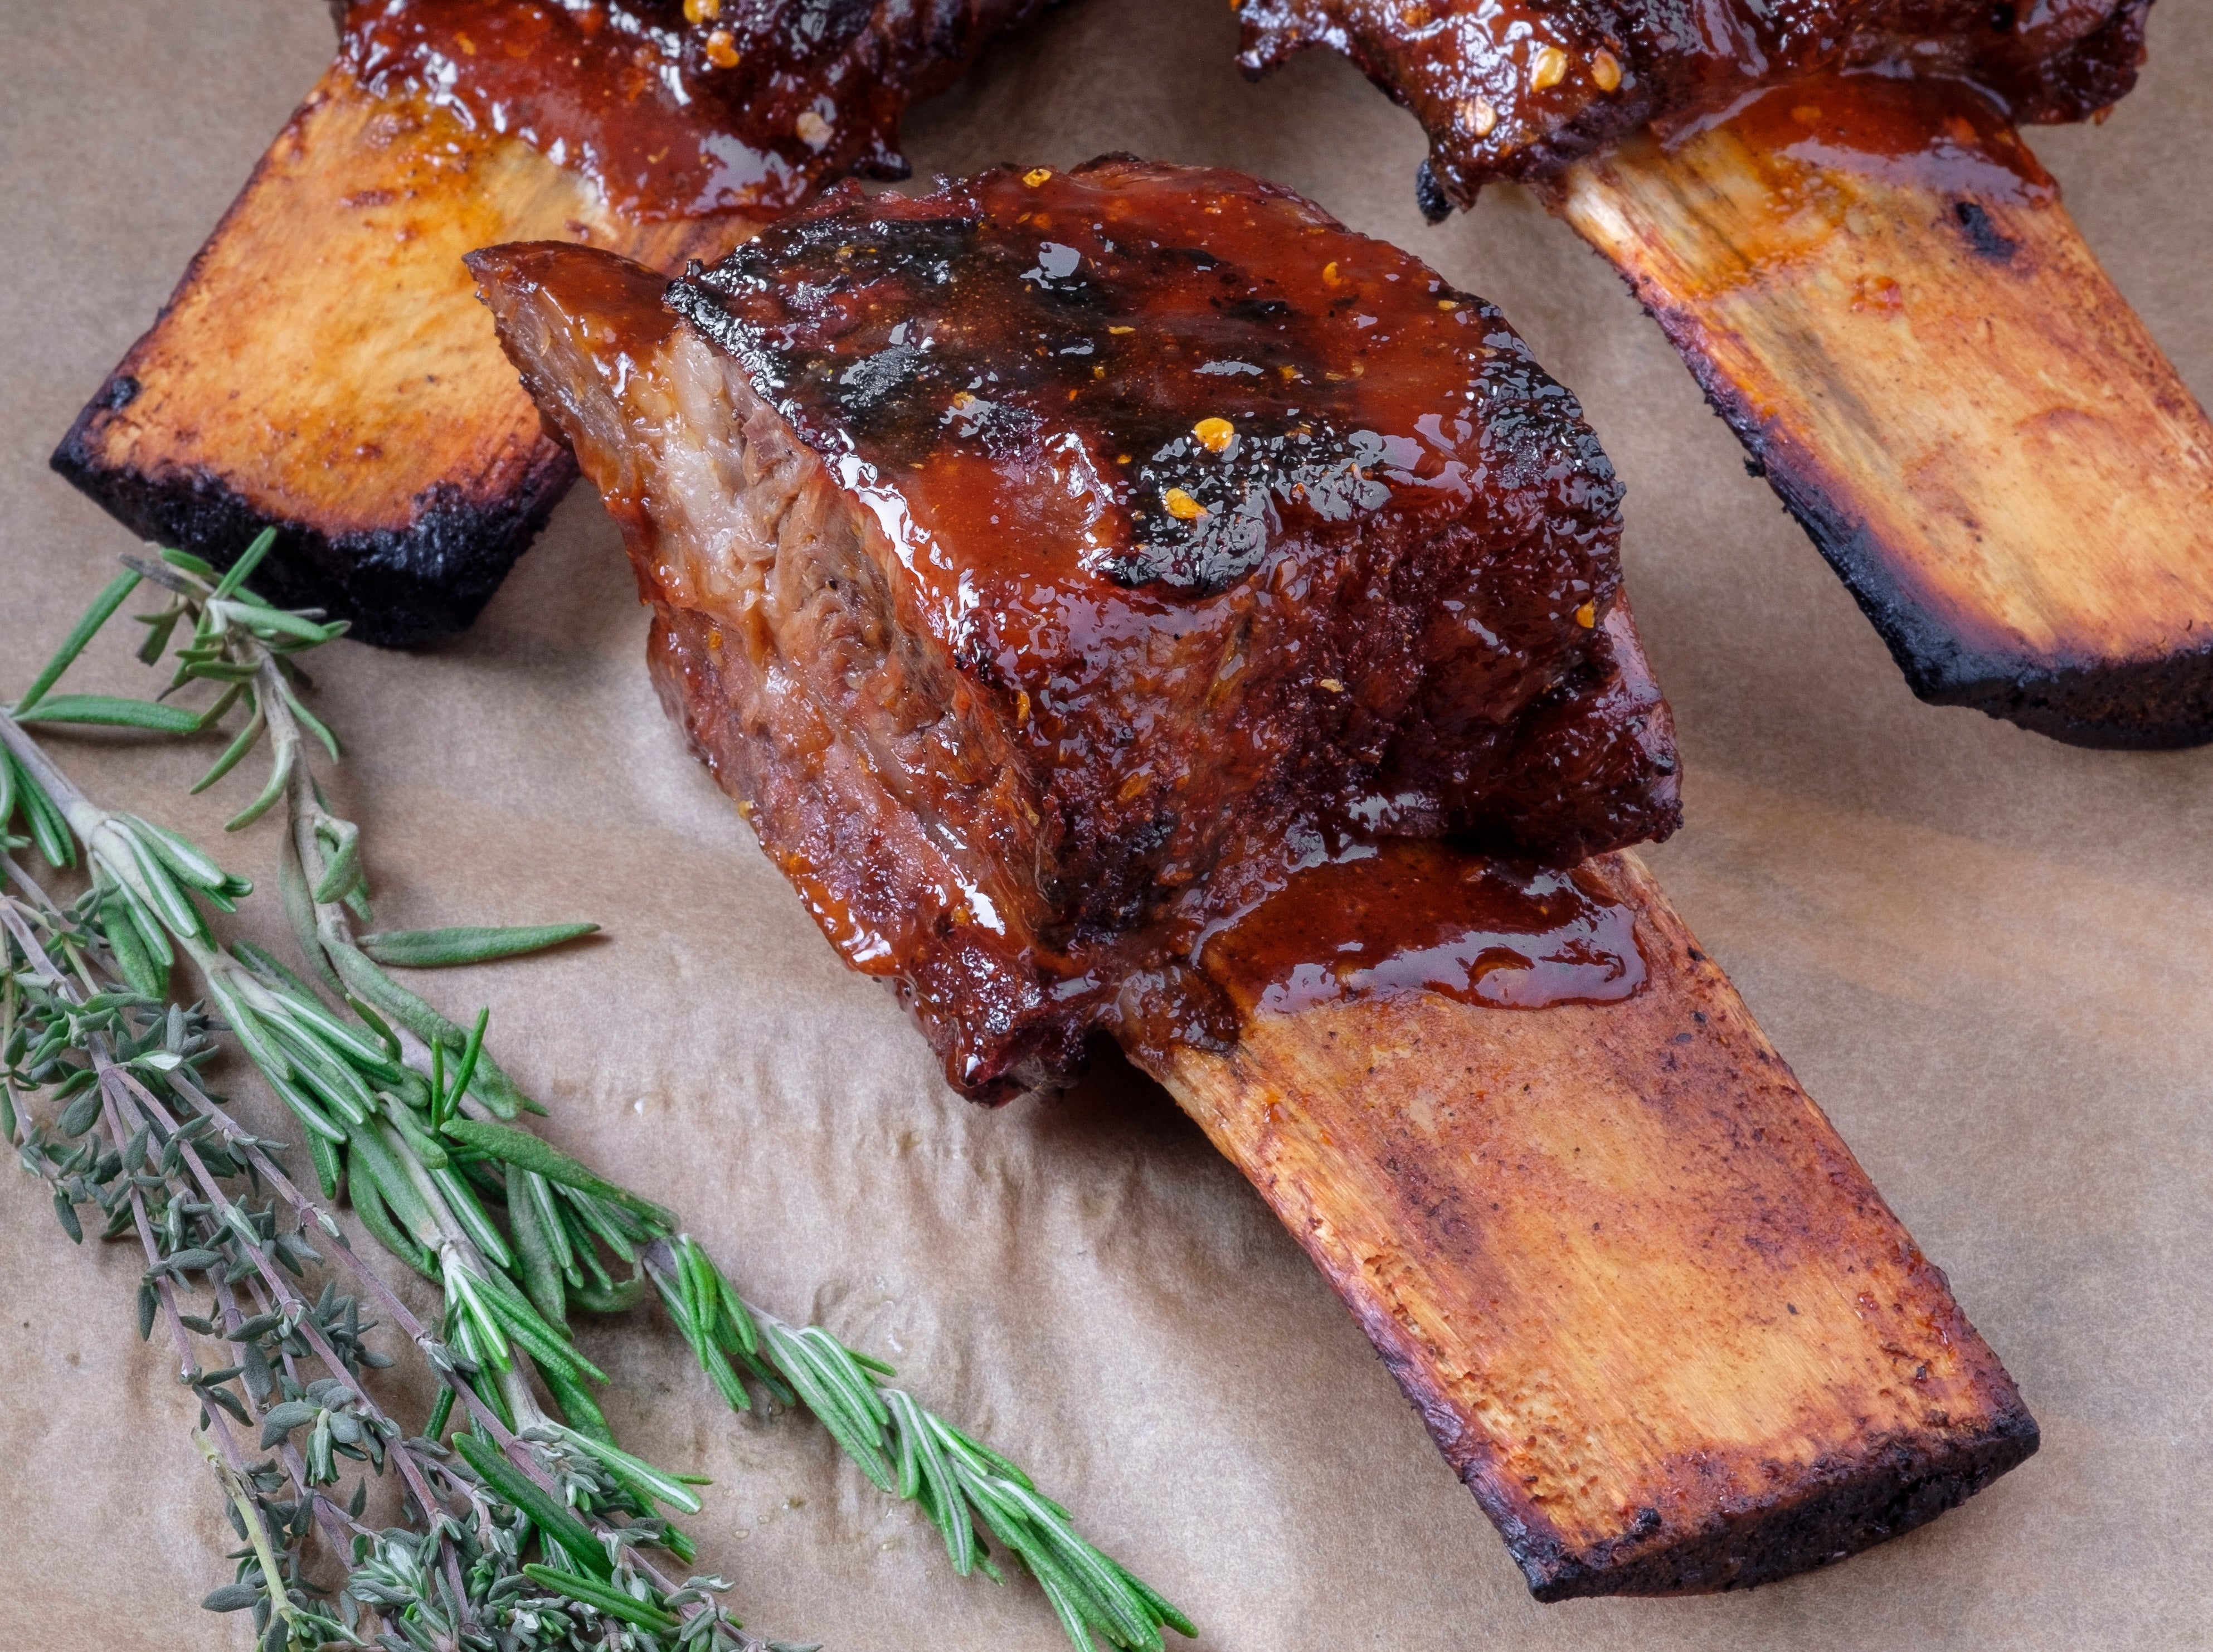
[0, 1, 2207, 1646]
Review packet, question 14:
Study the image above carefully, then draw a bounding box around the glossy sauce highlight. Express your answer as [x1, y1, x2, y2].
[1679, 71, 2058, 207]
[1200, 837, 1646, 1019]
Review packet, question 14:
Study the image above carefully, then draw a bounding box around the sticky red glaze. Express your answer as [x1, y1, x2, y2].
[1235, 0, 2151, 209]
[1684, 72, 2059, 206]
[669, 158, 1621, 618]
[342, 0, 1043, 219]
[1200, 838, 1646, 1018]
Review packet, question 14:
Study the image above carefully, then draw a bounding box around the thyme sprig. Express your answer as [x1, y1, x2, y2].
[4, 864, 783, 1651]
[1, 540, 1191, 1652]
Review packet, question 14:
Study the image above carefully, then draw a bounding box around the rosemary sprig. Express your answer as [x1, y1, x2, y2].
[2, 538, 1191, 1652]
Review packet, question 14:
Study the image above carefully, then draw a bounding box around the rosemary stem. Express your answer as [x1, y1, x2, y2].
[0, 709, 89, 827]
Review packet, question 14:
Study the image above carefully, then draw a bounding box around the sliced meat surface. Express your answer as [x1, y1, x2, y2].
[473, 158, 1679, 1096]
[1234, 0, 2154, 212]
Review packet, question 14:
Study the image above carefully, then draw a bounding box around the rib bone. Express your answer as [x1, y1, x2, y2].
[1137, 847, 2037, 1597]
[1548, 76, 2213, 746]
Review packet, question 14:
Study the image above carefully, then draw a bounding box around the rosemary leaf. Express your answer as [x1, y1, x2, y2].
[358, 921, 601, 968]
[100, 886, 166, 1000]
[189, 698, 266, 795]
[508, 1166, 570, 1329]
[521, 1564, 682, 1634]
[12, 567, 140, 715]
[12, 752, 75, 869]
[14, 693, 210, 733]
[206, 527, 278, 601]
[451, 1433, 611, 1579]
[348, 1154, 435, 1281]
[221, 733, 292, 832]
[441, 1116, 676, 1228]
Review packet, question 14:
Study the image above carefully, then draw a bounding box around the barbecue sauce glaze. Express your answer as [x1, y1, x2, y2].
[1204, 844, 1643, 1018]
[666, 161, 1664, 1072]
[1618, 72, 2061, 309]
[341, 0, 1043, 219]
[664, 163, 1624, 600]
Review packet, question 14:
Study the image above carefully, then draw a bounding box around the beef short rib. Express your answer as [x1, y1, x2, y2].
[1233, 0, 2152, 213]
[471, 157, 1680, 1095]
[473, 157, 2035, 1597]
[1239, 0, 2213, 745]
[53, 0, 1048, 644]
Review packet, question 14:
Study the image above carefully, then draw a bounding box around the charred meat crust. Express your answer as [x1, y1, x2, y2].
[343, 0, 1059, 222]
[473, 159, 1682, 1095]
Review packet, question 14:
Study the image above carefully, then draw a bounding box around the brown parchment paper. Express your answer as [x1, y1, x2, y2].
[3, 1, 2209, 1645]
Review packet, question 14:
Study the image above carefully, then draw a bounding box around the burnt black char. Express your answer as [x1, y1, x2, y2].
[473, 158, 1680, 1096]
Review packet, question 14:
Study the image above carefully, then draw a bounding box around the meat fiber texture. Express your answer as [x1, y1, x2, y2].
[1234, 0, 2157, 213]
[473, 157, 1680, 1096]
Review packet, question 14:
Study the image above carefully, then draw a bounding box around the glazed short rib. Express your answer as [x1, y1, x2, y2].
[472, 158, 1680, 1095]
[1243, 0, 2213, 746]
[53, 0, 1047, 644]
[474, 159, 2035, 1597]
[1236, 0, 2149, 211]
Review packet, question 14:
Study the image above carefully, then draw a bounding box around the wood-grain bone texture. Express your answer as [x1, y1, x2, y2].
[1551, 74, 2213, 747]
[1132, 848, 2037, 1598]
[52, 64, 751, 645]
